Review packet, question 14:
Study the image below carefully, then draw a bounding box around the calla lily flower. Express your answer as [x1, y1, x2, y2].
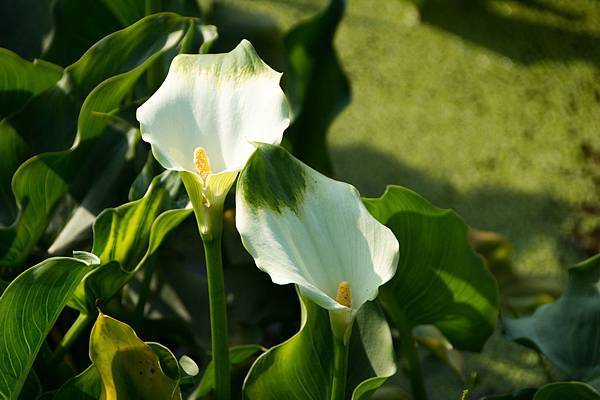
[136, 39, 290, 226]
[236, 144, 399, 341]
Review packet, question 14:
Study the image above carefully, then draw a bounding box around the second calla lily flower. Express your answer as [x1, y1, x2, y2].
[136, 39, 291, 220]
[236, 144, 400, 342]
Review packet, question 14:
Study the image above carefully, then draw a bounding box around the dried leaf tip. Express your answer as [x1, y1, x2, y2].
[336, 281, 352, 308]
[194, 147, 212, 180]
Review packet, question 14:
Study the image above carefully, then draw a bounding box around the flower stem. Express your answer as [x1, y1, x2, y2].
[49, 312, 93, 365]
[197, 203, 230, 400]
[330, 335, 350, 400]
[393, 310, 428, 400]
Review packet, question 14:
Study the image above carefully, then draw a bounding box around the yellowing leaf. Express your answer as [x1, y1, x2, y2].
[90, 313, 181, 400]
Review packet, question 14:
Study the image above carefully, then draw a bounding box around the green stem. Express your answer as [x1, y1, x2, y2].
[198, 203, 230, 400]
[50, 313, 93, 365]
[393, 310, 428, 400]
[330, 336, 350, 400]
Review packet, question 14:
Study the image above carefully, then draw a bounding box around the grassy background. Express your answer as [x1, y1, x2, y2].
[211, 0, 600, 398]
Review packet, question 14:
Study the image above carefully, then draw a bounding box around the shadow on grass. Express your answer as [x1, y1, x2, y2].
[418, 0, 600, 66]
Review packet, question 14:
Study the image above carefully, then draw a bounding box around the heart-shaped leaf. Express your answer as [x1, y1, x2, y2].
[0, 256, 97, 398]
[504, 254, 600, 382]
[363, 186, 499, 351]
[54, 339, 198, 399]
[90, 313, 181, 399]
[243, 295, 396, 400]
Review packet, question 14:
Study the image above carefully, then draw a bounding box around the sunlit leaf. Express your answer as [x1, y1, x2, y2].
[363, 186, 499, 351]
[0, 256, 97, 398]
[69, 171, 191, 314]
[243, 295, 396, 400]
[90, 313, 181, 399]
[504, 254, 600, 382]
[283, 0, 350, 174]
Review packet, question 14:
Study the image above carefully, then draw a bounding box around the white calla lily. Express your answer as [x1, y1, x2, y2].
[236, 144, 399, 342]
[136, 39, 290, 217]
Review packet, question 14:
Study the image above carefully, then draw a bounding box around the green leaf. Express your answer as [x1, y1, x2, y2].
[504, 254, 600, 382]
[53, 366, 101, 400]
[534, 382, 600, 400]
[0, 256, 96, 398]
[90, 313, 181, 399]
[194, 345, 262, 398]
[283, 0, 350, 174]
[483, 382, 600, 400]
[69, 171, 191, 314]
[243, 295, 396, 400]
[0, 49, 62, 119]
[0, 13, 196, 270]
[363, 186, 499, 351]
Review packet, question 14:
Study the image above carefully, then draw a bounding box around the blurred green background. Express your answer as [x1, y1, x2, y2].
[210, 0, 600, 397]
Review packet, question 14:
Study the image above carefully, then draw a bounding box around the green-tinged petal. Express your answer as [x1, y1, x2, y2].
[236, 144, 398, 316]
[137, 39, 290, 175]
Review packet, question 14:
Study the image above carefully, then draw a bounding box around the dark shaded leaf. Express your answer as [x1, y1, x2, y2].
[0, 49, 62, 119]
[504, 254, 600, 382]
[283, 0, 350, 174]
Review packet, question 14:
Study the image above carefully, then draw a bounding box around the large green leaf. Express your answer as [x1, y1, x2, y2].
[504, 254, 600, 382]
[484, 382, 600, 400]
[283, 0, 350, 174]
[0, 13, 196, 269]
[90, 313, 181, 399]
[0, 256, 97, 398]
[243, 295, 396, 400]
[69, 171, 191, 314]
[363, 186, 499, 351]
[0, 49, 62, 119]
[534, 382, 600, 400]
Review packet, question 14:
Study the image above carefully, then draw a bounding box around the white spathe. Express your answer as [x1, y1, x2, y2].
[136, 39, 290, 204]
[236, 150, 399, 330]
